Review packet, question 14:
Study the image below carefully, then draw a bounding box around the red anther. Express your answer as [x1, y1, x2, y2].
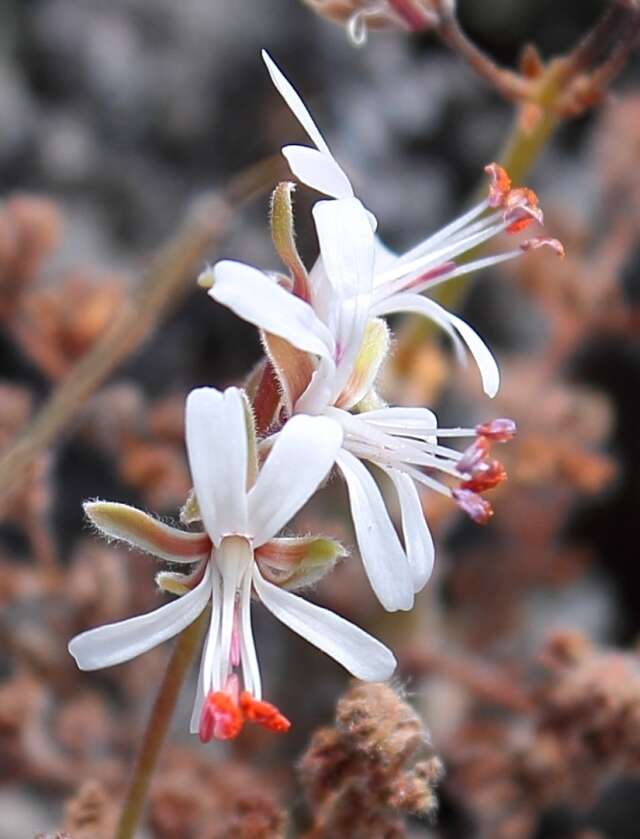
[457, 436, 490, 474]
[461, 459, 507, 493]
[452, 488, 494, 525]
[199, 691, 244, 743]
[504, 188, 544, 233]
[485, 163, 512, 208]
[520, 237, 565, 258]
[240, 691, 292, 734]
[475, 418, 517, 442]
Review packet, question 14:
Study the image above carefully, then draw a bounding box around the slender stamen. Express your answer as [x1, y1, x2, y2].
[393, 199, 490, 267]
[240, 570, 262, 701]
[375, 217, 511, 287]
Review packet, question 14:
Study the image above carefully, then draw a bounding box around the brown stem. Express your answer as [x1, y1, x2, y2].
[434, 3, 531, 102]
[0, 156, 283, 503]
[561, 0, 639, 77]
[114, 610, 209, 839]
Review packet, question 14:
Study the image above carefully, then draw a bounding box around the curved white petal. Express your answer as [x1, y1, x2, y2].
[282, 145, 353, 200]
[313, 198, 374, 300]
[372, 292, 500, 398]
[248, 415, 343, 546]
[262, 50, 332, 155]
[312, 198, 375, 398]
[335, 449, 414, 612]
[189, 631, 210, 734]
[253, 568, 396, 681]
[294, 355, 336, 414]
[186, 388, 248, 545]
[69, 565, 212, 671]
[210, 260, 334, 359]
[386, 468, 435, 592]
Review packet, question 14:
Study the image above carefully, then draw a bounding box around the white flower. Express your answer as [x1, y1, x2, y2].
[259, 49, 563, 401]
[198, 56, 543, 613]
[202, 199, 518, 612]
[69, 386, 396, 741]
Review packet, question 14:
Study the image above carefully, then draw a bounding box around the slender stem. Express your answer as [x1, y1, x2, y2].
[114, 610, 209, 839]
[0, 155, 283, 502]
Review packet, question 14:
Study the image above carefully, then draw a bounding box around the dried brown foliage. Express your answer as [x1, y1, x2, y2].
[299, 682, 443, 837]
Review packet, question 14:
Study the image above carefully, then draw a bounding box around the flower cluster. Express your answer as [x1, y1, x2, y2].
[68, 52, 561, 741]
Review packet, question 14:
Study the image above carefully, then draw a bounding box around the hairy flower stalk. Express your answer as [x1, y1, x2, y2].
[68, 387, 396, 740]
[199, 53, 554, 611]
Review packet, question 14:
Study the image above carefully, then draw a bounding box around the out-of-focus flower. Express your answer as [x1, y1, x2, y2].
[302, 0, 446, 46]
[68, 387, 396, 741]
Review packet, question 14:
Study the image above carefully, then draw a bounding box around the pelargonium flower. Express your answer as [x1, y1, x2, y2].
[258, 50, 563, 398]
[201, 194, 517, 612]
[68, 386, 396, 741]
[197, 55, 551, 612]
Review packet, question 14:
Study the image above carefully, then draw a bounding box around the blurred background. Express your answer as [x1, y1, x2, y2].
[1, 1, 640, 837]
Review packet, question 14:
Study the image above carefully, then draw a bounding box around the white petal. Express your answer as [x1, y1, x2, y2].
[386, 469, 434, 592]
[186, 388, 248, 545]
[68, 565, 211, 671]
[294, 356, 336, 414]
[282, 145, 353, 200]
[253, 568, 396, 681]
[239, 569, 262, 699]
[210, 260, 334, 359]
[248, 415, 343, 546]
[372, 292, 500, 398]
[312, 198, 375, 397]
[313, 198, 374, 300]
[189, 631, 210, 734]
[262, 50, 331, 155]
[335, 449, 414, 612]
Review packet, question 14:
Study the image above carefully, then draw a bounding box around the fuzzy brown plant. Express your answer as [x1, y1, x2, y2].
[299, 681, 443, 838]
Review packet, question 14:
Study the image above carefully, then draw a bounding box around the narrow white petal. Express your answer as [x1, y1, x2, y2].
[313, 198, 374, 300]
[185, 388, 248, 545]
[262, 50, 332, 155]
[386, 469, 435, 593]
[68, 565, 211, 671]
[189, 631, 210, 734]
[253, 568, 396, 681]
[373, 292, 500, 397]
[210, 260, 334, 359]
[248, 415, 343, 546]
[294, 355, 336, 414]
[282, 145, 353, 200]
[313, 198, 375, 398]
[240, 569, 262, 699]
[335, 449, 414, 612]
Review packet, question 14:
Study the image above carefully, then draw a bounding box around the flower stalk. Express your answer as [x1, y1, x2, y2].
[114, 610, 209, 839]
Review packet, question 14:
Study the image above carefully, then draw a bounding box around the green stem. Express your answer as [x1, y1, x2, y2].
[114, 610, 208, 839]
